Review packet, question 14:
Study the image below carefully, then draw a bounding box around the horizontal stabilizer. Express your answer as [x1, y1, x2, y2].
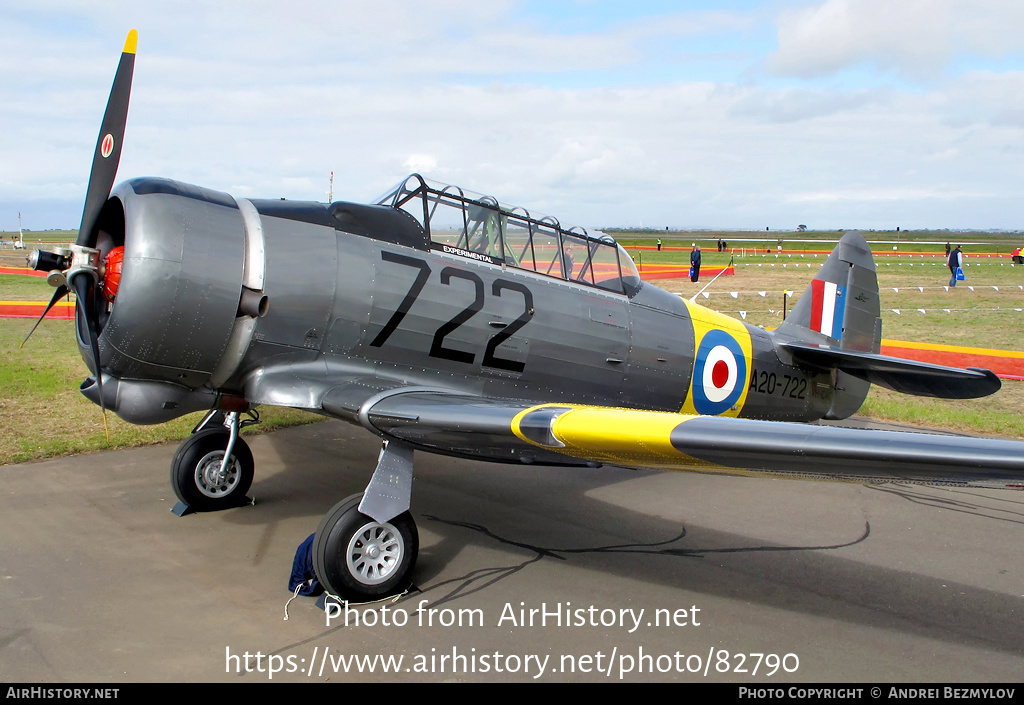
[780, 341, 1001, 399]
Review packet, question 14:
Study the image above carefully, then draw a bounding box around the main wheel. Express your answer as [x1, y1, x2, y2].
[313, 493, 418, 600]
[170, 429, 254, 511]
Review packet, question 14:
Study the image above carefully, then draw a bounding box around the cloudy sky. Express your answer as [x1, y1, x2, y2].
[3, 0, 1024, 232]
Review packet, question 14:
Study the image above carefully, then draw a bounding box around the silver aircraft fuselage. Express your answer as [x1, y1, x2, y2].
[82, 176, 831, 444]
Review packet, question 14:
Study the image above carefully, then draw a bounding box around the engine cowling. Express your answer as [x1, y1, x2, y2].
[79, 177, 264, 423]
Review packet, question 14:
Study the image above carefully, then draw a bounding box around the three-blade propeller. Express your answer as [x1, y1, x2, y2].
[23, 29, 138, 438]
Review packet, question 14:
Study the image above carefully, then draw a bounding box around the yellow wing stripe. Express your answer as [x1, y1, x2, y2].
[511, 403, 724, 470]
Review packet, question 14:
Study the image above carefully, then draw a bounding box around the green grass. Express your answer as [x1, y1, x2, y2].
[0, 230, 77, 243]
[859, 384, 1024, 439]
[0, 273, 55, 300]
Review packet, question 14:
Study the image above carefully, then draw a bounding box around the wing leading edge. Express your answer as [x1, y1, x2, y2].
[343, 390, 1024, 490]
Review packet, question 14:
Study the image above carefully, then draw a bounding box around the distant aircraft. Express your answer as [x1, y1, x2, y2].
[25, 31, 1024, 600]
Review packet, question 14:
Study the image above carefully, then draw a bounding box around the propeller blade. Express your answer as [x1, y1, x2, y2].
[69, 273, 101, 392]
[77, 29, 137, 247]
[69, 272, 109, 440]
[19, 284, 70, 348]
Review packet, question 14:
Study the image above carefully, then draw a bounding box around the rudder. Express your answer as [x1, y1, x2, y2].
[777, 231, 881, 419]
[778, 231, 881, 352]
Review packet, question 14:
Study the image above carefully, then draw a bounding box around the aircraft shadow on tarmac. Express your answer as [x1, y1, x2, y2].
[201, 421, 1024, 658]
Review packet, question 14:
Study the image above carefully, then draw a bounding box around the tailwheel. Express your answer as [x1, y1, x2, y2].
[313, 493, 418, 600]
[170, 428, 254, 511]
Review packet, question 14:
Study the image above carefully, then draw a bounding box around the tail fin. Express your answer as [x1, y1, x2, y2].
[776, 231, 879, 418]
[777, 231, 881, 353]
[776, 232, 999, 418]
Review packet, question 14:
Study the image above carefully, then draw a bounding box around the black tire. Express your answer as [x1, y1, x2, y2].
[170, 429, 254, 511]
[313, 493, 418, 600]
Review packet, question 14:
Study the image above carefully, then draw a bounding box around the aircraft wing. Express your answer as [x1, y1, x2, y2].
[322, 388, 1024, 490]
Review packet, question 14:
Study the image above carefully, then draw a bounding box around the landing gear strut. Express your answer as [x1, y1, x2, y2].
[170, 410, 258, 512]
[313, 440, 419, 600]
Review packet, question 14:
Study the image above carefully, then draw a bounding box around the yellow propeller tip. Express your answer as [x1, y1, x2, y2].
[123, 29, 138, 55]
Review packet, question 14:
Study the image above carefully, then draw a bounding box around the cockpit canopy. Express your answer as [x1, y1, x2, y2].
[377, 174, 642, 296]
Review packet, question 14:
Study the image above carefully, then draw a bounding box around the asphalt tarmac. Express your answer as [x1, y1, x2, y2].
[1, 420, 1022, 683]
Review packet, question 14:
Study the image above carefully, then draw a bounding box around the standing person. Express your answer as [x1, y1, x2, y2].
[562, 242, 575, 279]
[945, 242, 950, 256]
[657, 238, 662, 251]
[948, 245, 962, 287]
[690, 243, 701, 282]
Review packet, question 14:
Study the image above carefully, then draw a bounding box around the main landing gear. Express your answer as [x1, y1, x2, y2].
[169, 413, 420, 600]
[313, 493, 418, 600]
[313, 440, 418, 600]
[170, 410, 258, 513]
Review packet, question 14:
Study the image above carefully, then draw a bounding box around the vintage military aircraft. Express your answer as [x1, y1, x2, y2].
[26, 31, 1024, 600]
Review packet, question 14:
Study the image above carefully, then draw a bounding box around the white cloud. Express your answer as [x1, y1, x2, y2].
[768, 0, 1024, 80]
[935, 70, 1024, 129]
[403, 154, 439, 173]
[3, 1, 1024, 231]
[727, 85, 894, 123]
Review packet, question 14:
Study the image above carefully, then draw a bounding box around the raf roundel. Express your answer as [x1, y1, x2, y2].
[692, 329, 746, 415]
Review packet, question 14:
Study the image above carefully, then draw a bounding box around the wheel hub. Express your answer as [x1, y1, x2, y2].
[195, 451, 240, 498]
[346, 521, 405, 586]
